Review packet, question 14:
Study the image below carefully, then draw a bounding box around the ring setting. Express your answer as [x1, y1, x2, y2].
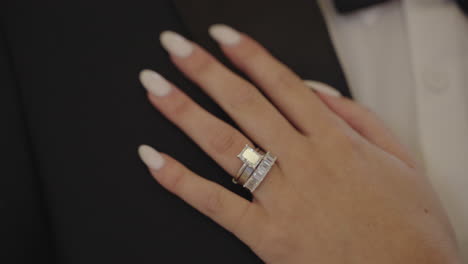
[234, 144, 277, 192]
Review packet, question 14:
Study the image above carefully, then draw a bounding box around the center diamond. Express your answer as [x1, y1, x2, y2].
[237, 145, 263, 167]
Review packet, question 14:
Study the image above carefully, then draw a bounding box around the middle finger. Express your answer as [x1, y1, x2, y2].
[139, 69, 283, 200]
[159, 31, 303, 158]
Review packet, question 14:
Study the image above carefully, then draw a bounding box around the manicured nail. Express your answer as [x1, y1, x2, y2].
[304, 80, 342, 97]
[139, 69, 172, 97]
[160, 31, 193, 58]
[209, 24, 241, 46]
[138, 145, 165, 171]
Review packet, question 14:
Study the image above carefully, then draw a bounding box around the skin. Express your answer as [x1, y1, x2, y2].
[138, 27, 461, 263]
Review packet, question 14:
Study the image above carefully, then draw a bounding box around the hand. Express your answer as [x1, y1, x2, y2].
[137, 24, 460, 263]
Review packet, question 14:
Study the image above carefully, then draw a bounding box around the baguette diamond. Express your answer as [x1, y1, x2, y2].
[243, 152, 277, 192]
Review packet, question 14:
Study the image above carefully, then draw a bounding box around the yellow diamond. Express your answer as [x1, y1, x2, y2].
[241, 147, 261, 166]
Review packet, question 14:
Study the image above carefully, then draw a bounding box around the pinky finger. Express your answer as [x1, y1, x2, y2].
[304, 80, 417, 168]
[137, 145, 266, 249]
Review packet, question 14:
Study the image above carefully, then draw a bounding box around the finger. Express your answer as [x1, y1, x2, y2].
[158, 30, 302, 158]
[306, 81, 417, 168]
[139, 70, 283, 198]
[138, 145, 266, 249]
[208, 24, 336, 136]
[140, 69, 252, 176]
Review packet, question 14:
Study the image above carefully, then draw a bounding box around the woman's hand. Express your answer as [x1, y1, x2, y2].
[137, 24, 460, 263]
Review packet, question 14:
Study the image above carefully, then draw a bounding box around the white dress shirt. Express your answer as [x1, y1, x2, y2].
[318, 0, 468, 260]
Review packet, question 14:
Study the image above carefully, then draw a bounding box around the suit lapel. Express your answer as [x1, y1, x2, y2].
[171, 0, 352, 98]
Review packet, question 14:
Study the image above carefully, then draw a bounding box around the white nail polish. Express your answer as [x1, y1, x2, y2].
[139, 69, 172, 97]
[138, 145, 165, 171]
[160, 31, 193, 58]
[304, 80, 342, 97]
[208, 24, 241, 46]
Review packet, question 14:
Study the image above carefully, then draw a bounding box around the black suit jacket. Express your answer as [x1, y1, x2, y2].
[0, 0, 350, 263]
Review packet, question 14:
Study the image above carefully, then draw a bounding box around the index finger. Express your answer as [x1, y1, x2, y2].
[138, 145, 266, 250]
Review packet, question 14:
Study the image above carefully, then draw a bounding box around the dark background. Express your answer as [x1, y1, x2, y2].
[0, 0, 348, 262]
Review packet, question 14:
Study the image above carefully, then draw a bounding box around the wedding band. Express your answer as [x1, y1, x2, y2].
[234, 144, 276, 193]
[233, 163, 248, 184]
[236, 165, 255, 185]
[243, 152, 276, 192]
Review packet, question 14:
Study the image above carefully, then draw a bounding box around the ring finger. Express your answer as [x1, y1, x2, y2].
[139, 69, 282, 199]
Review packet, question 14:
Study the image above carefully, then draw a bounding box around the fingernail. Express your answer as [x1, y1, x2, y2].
[304, 80, 342, 97]
[160, 31, 193, 58]
[138, 145, 165, 171]
[139, 69, 172, 97]
[209, 24, 241, 46]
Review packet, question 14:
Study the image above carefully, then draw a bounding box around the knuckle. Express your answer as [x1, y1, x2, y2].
[167, 94, 192, 118]
[275, 67, 298, 88]
[254, 224, 297, 262]
[314, 126, 358, 155]
[229, 86, 260, 110]
[232, 203, 252, 234]
[163, 163, 187, 192]
[356, 104, 377, 121]
[204, 187, 226, 216]
[360, 105, 374, 115]
[237, 40, 263, 64]
[292, 138, 317, 163]
[346, 113, 363, 127]
[187, 52, 217, 77]
[332, 130, 354, 150]
[333, 129, 364, 158]
[210, 128, 242, 156]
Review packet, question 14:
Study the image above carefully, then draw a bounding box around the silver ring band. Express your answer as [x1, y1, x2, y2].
[233, 163, 248, 184]
[236, 165, 255, 185]
[243, 152, 277, 192]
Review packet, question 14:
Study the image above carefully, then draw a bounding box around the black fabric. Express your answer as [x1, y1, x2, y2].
[172, 0, 351, 97]
[334, 0, 468, 15]
[333, 0, 388, 14]
[0, 21, 54, 263]
[1, 0, 349, 263]
[456, 0, 468, 14]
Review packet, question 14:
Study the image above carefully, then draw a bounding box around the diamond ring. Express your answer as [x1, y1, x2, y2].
[235, 144, 276, 193]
